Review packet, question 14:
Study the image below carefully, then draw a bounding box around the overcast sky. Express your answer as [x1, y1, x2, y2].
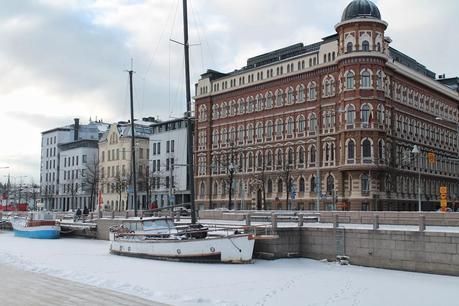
[0, 0, 458, 184]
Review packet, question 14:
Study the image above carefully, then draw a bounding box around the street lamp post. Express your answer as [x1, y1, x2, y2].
[412, 145, 422, 212]
[228, 163, 235, 210]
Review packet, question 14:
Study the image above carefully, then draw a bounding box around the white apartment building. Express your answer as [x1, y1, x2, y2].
[150, 118, 190, 208]
[58, 140, 99, 211]
[40, 118, 108, 210]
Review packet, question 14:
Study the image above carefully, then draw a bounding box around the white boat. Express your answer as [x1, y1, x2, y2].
[11, 211, 60, 239]
[109, 217, 255, 263]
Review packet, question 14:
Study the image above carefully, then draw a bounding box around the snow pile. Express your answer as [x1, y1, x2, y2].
[0, 232, 458, 306]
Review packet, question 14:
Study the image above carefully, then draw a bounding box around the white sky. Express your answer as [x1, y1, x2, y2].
[0, 0, 458, 184]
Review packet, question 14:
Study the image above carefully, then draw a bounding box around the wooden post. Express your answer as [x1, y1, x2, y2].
[419, 215, 426, 232]
[373, 215, 379, 230]
[298, 214, 304, 227]
[271, 214, 277, 234]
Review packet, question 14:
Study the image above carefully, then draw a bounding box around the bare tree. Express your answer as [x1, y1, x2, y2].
[81, 158, 99, 211]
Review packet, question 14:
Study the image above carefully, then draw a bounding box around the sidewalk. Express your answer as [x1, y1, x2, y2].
[0, 264, 167, 306]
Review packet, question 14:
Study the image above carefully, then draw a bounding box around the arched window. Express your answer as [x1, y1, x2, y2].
[200, 182, 206, 197]
[378, 139, 385, 162]
[377, 104, 385, 125]
[277, 179, 283, 193]
[307, 82, 317, 100]
[277, 149, 283, 166]
[310, 145, 316, 163]
[361, 104, 371, 125]
[287, 117, 294, 135]
[376, 42, 381, 52]
[326, 175, 334, 193]
[275, 89, 283, 106]
[275, 119, 283, 135]
[362, 40, 370, 52]
[310, 176, 316, 192]
[361, 174, 369, 192]
[298, 115, 305, 132]
[308, 113, 317, 133]
[346, 71, 355, 89]
[287, 148, 294, 165]
[299, 177, 305, 192]
[361, 71, 371, 88]
[213, 182, 218, 197]
[362, 139, 372, 161]
[287, 87, 294, 104]
[266, 150, 273, 167]
[346, 104, 356, 126]
[266, 121, 273, 138]
[346, 42, 353, 53]
[347, 139, 355, 162]
[298, 147, 305, 164]
[257, 152, 263, 168]
[267, 179, 273, 193]
[297, 84, 305, 102]
[256, 122, 263, 139]
[265, 92, 273, 108]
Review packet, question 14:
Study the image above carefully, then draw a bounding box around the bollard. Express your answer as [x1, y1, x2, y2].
[245, 214, 251, 227]
[271, 214, 277, 234]
[333, 214, 339, 228]
[176, 210, 181, 222]
[111, 211, 115, 219]
[419, 215, 426, 232]
[298, 214, 304, 227]
[373, 215, 379, 230]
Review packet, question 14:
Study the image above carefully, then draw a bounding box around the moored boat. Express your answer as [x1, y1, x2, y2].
[12, 211, 60, 239]
[109, 217, 255, 263]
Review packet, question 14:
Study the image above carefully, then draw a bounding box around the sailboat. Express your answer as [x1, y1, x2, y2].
[109, 0, 255, 263]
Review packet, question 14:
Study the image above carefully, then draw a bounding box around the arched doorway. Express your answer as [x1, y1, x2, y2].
[257, 189, 262, 210]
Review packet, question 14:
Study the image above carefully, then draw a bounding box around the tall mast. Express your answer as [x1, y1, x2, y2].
[128, 68, 138, 217]
[182, 0, 197, 224]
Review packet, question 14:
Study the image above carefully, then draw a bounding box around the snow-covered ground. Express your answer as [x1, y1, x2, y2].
[0, 232, 458, 306]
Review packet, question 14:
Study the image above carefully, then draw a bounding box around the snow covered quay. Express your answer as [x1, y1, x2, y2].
[0, 232, 458, 306]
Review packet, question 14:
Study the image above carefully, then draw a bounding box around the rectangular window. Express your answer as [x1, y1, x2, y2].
[153, 143, 156, 155]
[166, 159, 170, 171]
[171, 140, 175, 153]
[76, 156, 79, 166]
[166, 141, 170, 153]
[157, 142, 161, 154]
[139, 148, 144, 159]
[122, 149, 126, 160]
[82, 155, 87, 163]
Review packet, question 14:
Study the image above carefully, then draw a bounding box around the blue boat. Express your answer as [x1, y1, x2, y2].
[11, 211, 60, 239]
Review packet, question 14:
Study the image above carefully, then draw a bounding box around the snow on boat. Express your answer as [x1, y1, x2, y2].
[12, 211, 60, 239]
[109, 217, 255, 263]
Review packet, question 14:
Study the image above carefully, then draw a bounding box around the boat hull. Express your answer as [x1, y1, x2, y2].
[110, 234, 255, 263]
[12, 219, 60, 239]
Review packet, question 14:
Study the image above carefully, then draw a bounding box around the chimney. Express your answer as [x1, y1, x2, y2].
[74, 118, 80, 141]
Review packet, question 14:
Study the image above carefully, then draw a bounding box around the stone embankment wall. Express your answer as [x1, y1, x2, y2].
[255, 227, 459, 276]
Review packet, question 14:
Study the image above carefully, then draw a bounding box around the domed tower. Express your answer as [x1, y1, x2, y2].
[335, 0, 390, 211]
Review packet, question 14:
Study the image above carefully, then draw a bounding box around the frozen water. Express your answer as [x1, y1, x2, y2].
[0, 232, 457, 306]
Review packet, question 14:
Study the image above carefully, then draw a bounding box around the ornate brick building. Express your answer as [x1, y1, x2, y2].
[194, 0, 459, 211]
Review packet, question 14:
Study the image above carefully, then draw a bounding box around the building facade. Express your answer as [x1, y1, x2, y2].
[98, 121, 153, 211]
[58, 140, 99, 211]
[149, 118, 190, 208]
[40, 118, 108, 210]
[193, 0, 459, 211]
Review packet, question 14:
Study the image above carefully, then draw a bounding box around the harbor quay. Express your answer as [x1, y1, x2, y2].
[29, 209, 459, 276]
